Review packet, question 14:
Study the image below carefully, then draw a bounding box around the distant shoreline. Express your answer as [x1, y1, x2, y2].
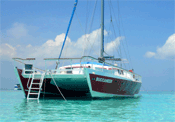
[0, 89, 20, 90]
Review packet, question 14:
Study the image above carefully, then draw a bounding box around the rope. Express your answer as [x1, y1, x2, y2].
[75, 11, 99, 57]
[116, 0, 132, 69]
[88, 25, 101, 56]
[107, 1, 122, 58]
[49, 73, 67, 101]
[75, 12, 86, 57]
[87, 0, 98, 34]
[87, 0, 98, 56]
[83, 0, 89, 56]
[85, 0, 98, 57]
[108, 0, 131, 69]
[104, 22, 111, 47]
[110, 21, 127, 68]
[119, 12, 133, 69]
[61, 26, 73, 67]
[109, 0, 122, 66]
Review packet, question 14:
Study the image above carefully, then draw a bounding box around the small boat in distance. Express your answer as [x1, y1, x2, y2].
[13, 0, 142, 101]
[14, 84, 22, 90]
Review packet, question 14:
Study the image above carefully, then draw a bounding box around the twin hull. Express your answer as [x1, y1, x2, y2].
[15, 67, 141, 99]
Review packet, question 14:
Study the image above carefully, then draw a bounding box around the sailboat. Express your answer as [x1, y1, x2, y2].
[13, 0, 142, 100]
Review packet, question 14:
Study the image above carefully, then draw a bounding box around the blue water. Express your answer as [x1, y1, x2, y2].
[0, 90, 174, 121]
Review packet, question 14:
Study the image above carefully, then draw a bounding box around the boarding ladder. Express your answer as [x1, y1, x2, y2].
[27, 72, 45, 101]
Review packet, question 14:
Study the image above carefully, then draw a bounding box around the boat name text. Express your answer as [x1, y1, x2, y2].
[96, 77, 112, 83]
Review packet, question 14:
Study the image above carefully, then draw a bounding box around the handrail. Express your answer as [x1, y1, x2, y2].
[82, 56, 142, 77]
[13, 56, 141, 77]
[44, 56, 141, 77]
[12, 58, 36, 60]
[27, 74, 32, 89]
[44, 58, 82, 60]
[81, 56, 141, 77]
[13, 58, 45, 72]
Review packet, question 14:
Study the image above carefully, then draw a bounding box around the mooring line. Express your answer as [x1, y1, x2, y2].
[49, 72, 67, 101]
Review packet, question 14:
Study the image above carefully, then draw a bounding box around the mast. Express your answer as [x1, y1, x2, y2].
[100, 0, 104, 58]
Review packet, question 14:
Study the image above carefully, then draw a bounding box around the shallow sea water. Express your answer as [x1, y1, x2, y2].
[0, 90, 174, 122]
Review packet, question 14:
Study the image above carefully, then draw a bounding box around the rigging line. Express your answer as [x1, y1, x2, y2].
[104, 24, 118, 58]
[61, 33, 71, 67]
[116, 0, 131, 69]
[85, 0, 90, 34]
[86, 0, 98, 56]
[107, 0, 115, 59]
[110, 0, 130, 69]
[110, 20, 122, 58]
[107, 0, 121, 58]
[75, 12, 86, 57]
[116, 0, 123, 67]
[75, 12, 85, 34]
[105, 23, 111, 45]
[121, 37, 131, 69]
[87, 0, 98, 34]
[117, 0, 121, 35]
[86, 34, 100, 57]
[75, 1, 99, 57]
[84, 0, 90, 56]
[75, 11, 99, 57]
[124, 36, 133, 69]
[104, 51, 112, 57]
[88, 25, 101, 56]
[120, 15, 133, 69]
[108, 0, 120, 37]
[108, 35, 121, 58]
[117, 0, 130, 69]
[109, 23, 127, 69]
[60, 16, 74, 67]
[109, 0, 122, 60]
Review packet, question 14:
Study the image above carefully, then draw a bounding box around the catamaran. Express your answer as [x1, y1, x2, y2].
[13, 0, 142, 101]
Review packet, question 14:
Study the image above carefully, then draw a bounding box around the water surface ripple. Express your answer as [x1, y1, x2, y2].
[0, 90, 174, 121]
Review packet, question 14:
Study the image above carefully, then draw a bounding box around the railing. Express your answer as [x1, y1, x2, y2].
[44, 56, 142, 82]
[13, 56, 142, 82]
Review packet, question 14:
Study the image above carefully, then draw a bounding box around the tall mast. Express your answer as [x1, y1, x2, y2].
[100, 0, 104, 58]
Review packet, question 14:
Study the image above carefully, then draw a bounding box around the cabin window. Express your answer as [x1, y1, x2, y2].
[118, 69, 121, 74]
[66, 67, 72, 74]
[25, 64, 33, 70]
[25, 64, 33, 74]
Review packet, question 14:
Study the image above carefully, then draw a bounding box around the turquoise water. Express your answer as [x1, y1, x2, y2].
[0, 90, 174, 121]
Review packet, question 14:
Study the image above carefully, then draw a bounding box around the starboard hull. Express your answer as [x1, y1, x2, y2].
[15, 67, 141, 99]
